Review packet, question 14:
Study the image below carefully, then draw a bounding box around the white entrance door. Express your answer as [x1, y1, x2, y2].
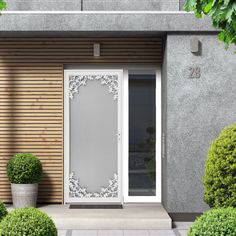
[64, 70, 123, 204]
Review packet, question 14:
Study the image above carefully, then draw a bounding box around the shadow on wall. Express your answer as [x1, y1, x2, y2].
[1, 62, 17, 204]
[0, 60, 60, 204]
[179, 0, 186, 10]
[38, 172, 54, 204]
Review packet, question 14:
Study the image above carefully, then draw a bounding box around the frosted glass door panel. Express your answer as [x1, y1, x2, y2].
[70, 81, 117, 193]
[66, 71, 121, 203]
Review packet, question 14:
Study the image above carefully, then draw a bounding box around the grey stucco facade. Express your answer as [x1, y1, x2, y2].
[163, 35, 236, 213]
[1, 0, 235, 214]
[6, 0, 180, 11]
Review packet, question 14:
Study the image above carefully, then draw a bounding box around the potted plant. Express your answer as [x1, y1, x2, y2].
[7, 153, 42, 208]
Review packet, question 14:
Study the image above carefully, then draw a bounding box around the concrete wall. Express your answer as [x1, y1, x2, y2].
[5, 0, 179, 11]
[179, 0, 185, 10]
[5, 0, 82, 11]
[164, 34, 236, 212]
[83, 0, 179, 11]
[0, 13, 215, 34]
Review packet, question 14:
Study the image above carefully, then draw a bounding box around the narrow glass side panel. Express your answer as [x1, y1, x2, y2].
[129, 74, 156, 196]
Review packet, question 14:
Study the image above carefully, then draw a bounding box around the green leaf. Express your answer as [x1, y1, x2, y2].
[204, 2, 213, 13]
[184, 0, 197, 12]
[225, 3, 236, 23]
[218, 31, 226, 41]
[224, 0, 231, 6]
[195, 11, 203, 18]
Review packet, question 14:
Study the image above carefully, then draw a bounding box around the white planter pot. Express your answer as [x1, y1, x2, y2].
[11, 183, 38, 208]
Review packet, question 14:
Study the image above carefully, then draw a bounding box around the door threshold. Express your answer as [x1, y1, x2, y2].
[69, 204, 123, 209]
[36, 203, 172, 229]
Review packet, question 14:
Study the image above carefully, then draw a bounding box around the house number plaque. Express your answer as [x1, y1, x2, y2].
[188, 66, 201, 79]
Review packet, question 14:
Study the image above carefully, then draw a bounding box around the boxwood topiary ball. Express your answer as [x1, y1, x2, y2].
[7, 153, 42, 184]
[204, 123, 236, 208]
[0, 208, 57, 236]
[188, 208, 236, 236]
[0, 201, 7, 222]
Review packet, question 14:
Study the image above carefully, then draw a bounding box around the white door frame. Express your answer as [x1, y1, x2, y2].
[123, 67, 162, 203]
[64, 69, 123, 204]
[63, 66, 162, 204]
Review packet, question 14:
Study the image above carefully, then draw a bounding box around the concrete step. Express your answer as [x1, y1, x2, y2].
[38, 204, 172, 230]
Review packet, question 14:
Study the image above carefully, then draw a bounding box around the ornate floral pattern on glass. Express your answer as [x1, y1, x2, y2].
[69, 74, 118, 100]
[69, 172, 118, 198]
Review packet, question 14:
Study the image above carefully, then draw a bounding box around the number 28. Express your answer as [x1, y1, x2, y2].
[189, 67, 201, 79]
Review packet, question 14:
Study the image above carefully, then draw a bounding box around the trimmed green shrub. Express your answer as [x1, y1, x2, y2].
[204, 123, 236, 208]
[7, 153, 42, 184]
[0, 207, 57, 236]
[0, 201, 7, 222]
[188, 208, 236, 236]
[0, 0, 6, 12]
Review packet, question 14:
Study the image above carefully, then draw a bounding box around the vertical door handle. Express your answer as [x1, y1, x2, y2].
[116, 133, 121, 141]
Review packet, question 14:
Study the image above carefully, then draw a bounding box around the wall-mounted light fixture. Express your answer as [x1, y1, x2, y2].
[190, 37, 200, 54]
[93, 43, 100, 57]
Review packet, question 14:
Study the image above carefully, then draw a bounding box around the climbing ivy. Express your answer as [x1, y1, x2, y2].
[184, 0, 236, 49]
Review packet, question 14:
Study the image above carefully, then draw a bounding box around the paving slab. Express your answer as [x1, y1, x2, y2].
[123, 230, 149, 236]
[58, 229, 190, 236]
[174, 222, 192, 230]
[179, 230, 188, 236]
[149, 229, 176, 236]
[72, 230, 97, 236]
[98, 230, 123, 236]
[58, 230, 68, 236]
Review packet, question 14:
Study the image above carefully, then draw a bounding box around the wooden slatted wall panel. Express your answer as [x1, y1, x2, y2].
[0, 64, 63, 203]
[0, 37, 163, 203]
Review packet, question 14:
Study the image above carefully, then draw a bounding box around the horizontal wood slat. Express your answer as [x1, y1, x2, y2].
[0, 37, 163, 204]
[0, 38, 163, 64]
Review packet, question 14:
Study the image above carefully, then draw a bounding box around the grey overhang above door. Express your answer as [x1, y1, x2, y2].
[0, 12, 216, 36]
